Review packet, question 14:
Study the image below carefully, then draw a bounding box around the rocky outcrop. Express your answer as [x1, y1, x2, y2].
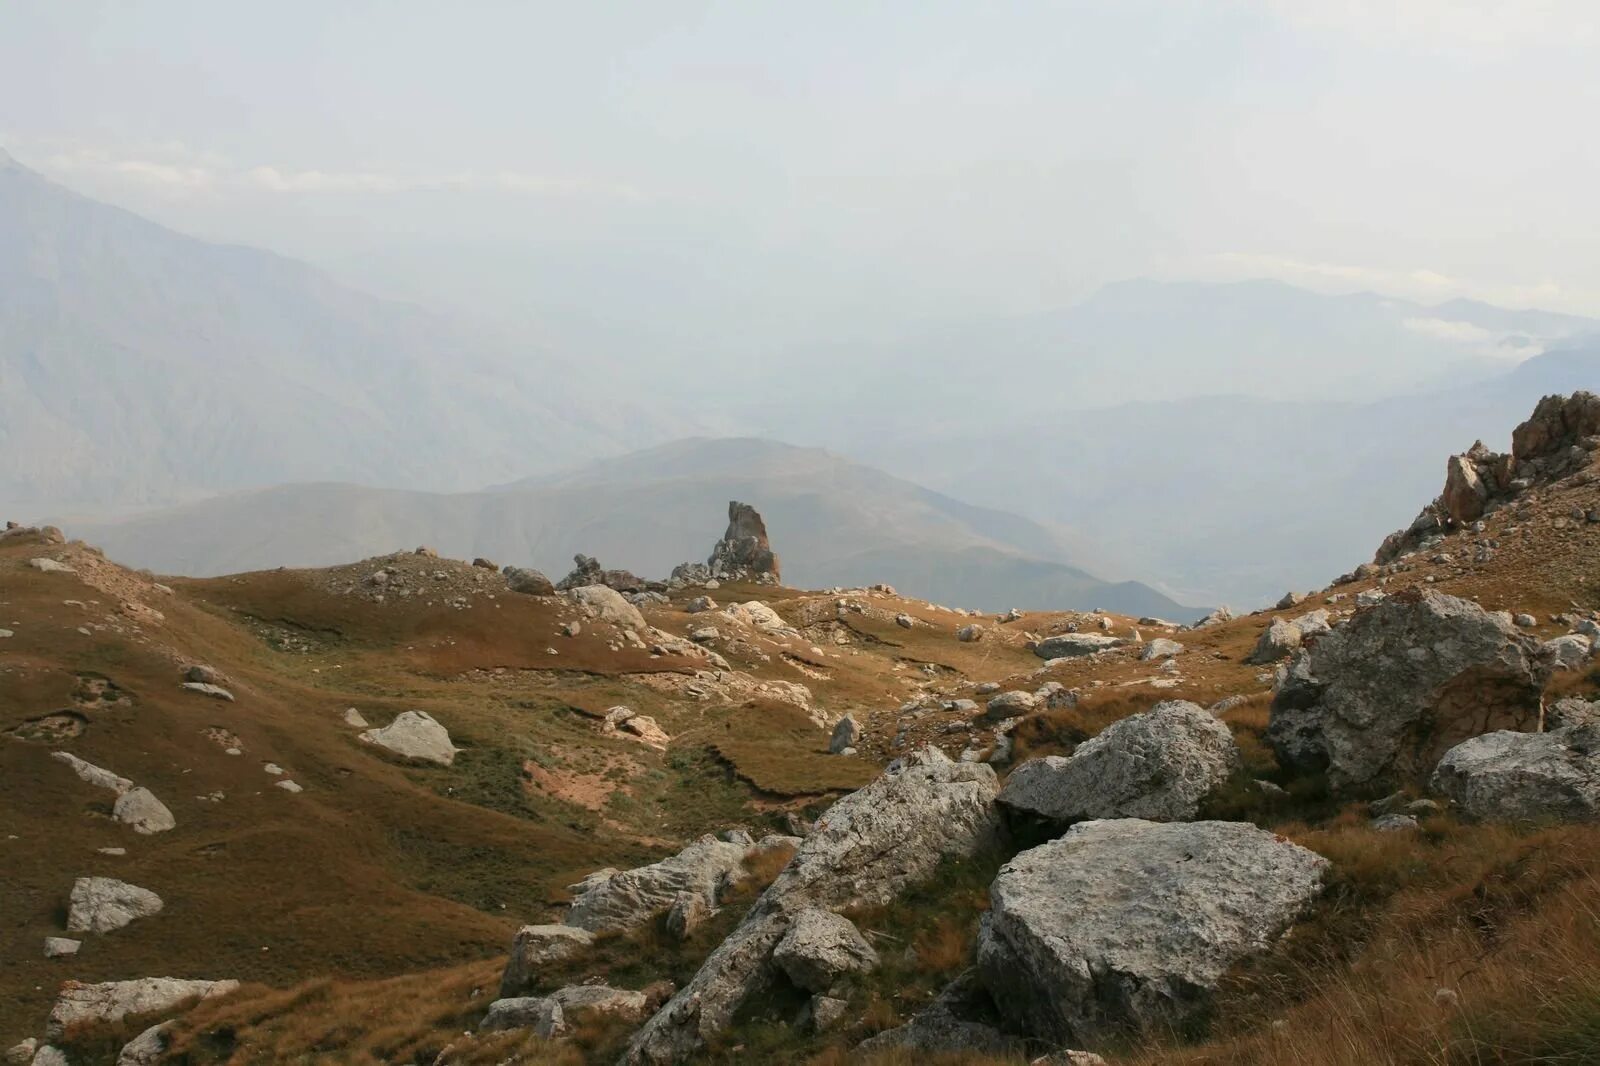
[503, 566, 556, 596]
[359, 710, 459, 766]
[500, 926, 596, 997]
[1378, 391, 1600, 561]
[67, 877, 164, 934]
[1547, 697, 1600, 729]
[771, 909, 879, 993]
[1034, 634, 1121, 660]
[976, 819, 1327, 1048]
[46, 977, 238, 1040]
[564, 834, 797, 934]
[622, 747, 1002, 1064]
[565, 584, 647, 630]
[706, 501, 780, 584]
[1430, 725, 1600, 822]
[998, 702, 1239, 824]
[1264, 591, 1548, 792]
[556, 554, 646, 593]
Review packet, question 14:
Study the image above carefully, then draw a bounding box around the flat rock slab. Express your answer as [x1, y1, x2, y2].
[1431, 725, 1600, 822]
[977, 819, 1328, 1049]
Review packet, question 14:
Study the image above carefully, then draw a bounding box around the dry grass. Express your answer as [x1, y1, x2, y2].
[707, 701, 879, 796]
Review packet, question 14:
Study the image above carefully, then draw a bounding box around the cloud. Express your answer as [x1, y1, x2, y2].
[20, 140, 640, 201]
[1251, 0, 1600, 51]
[1400, 317, 1494, 343]
[1203, 251, 1589, 314]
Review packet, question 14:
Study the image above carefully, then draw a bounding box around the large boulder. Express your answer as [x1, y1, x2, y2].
[1264, 591, 1549, 792]
[998, 702, 1240, 824]
[564, 835, 796, 934]
[707, 501, 781, 583]
[976, 819, 1327, 1048]
[359, 710, 459, 766]
[503, 566, 556, 596]
[1034, 634, 1121, 660]
[565, 584, 647, 630]
[46, 978, 238, 1040]
[1430, 725, 1600, 822]
[1442, 453, 1489, 524]
[771, 909, 879, 993]
[67, 877, 163, 934]
[623, 747, 1002, 1064]
[500, 925, 596, 998]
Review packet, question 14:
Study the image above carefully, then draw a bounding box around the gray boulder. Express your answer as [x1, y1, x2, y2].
[565, 835, 794, 934]
[112, 788, 176, 835]
[828, 715, 861, 755]
[1265, 591, 1548, 792]
[43, 937, 80, 958]
[47, 977, 238, 1040]
[67, 877, 164, 934]
[359, 710, 459, 766]
[1034, 634, 1121, 659]
[1547, 697, 1600, 730]
[116, 1024, 168, 1066]
[1246, 610, 1331, 664]
[976, 819, 1327, 1048]
[500, 925, 596, 997]
[479, 996, 566, 1037]
[957, 624, 983, 643]
[564, 584, 647, 630]
[998, 702, 1240, 824]
[1140, 638, 1184, 661]
[1430, 725, 1600, 823]
[550, 984, 652, 1022]
[179, 682, 235, 701]
[983, 690, 1039, 722]
[771, 909, 879, 993]
[1542, 634, 1593, 670]
[623, 747, 1002, 1064]
[504, 566, 556, 596]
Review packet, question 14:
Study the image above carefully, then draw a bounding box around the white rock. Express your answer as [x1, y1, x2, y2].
[479, 997, 566, 1037]
[976, 819, 1327, 1047]
[1431, 725, 1600, 823]
[771, 909, 879, 992]
[179, 682, 235, 701]
[1542, 634, 1593, 670]
[43, 937, 81, 958]
[565, 584, 646, 630]
[46, 977, 239, 1040]
[342, 707, 369, 728]
[51, 751, 132, 794]
[359, 710, 459, 766]
[28, 558, 76, 574]
[67, 877, 164, 934]
[998, 702, 1240, 824]
[1140, 638, 1185, 660]
[500, 925, 597, 997]
[274, 780, 304, 793]
[113, 788, 176, 835]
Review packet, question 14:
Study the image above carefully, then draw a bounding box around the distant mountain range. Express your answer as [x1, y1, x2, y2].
[64, 437, 1204, 620]
[0, 148, 683, 510]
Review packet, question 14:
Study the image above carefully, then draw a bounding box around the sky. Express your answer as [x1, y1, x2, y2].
[4, 0, 1599, 364]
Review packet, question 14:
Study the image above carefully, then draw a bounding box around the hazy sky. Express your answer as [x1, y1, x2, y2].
[4, 1, 1598, 359]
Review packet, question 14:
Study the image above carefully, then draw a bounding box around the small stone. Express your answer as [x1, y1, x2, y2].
[1370, 813, 1419, 831]
[44, 937, 81, 958]
[275, 780, 303, 793]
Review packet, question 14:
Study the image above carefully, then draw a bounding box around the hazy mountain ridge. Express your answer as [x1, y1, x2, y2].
[0, 149, 683, 509]
[64, 438, 1202, 618]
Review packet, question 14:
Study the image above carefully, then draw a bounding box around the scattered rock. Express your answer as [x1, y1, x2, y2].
[977, 819, 1327, 1048]
[998, 702, 1240, 824]
[771, 909, 879, 993]
[46, 977, 238, 1040]
[686, 595, 718, 613]
[115, 1023, 168, 1066]
[479, 996, 566, 1037]
[982, 691, 1038, 722]
[665, 891, 710, 941]
[957, 624, 983, 643]
[67, 877, 164, 934]
[342, 707, 369, 728]
[275, 780, 304, 793]
[4, 1040, 36, 1065]
[895, 613, 915, 629]
[51, 751, 132, 794]
[1246, 610, 1331, 664]
[1140, 638, 1185, 661]
[1370, 813, 1419, 831]
[112, 788, 176, 835]
[566, 834, 795, 934]
[184, 664, 220, 684]
[1277, 592, 1306, 610]
[565, 584, 647, 630]
[558, 554, 645, 593]
[504, 566, 556, 596]
[43, 937, 80, 958]
[855, 969, 1020, 1056]
[550, 983, 652, 1023]
[829, 714, 861, 754]
[1033, 633, 1120, 659]
[1265, 591, 1549, 792]
[28, 558, 76, 574]
[179, 682, 235, 702]
[806, 994, 849, 1033]
[359, 710, 459, 766]
[1431, 725, 1600, 823]
[1542, 634, 1593, 670]
[1547, 697, 1600, 730]
[500, 926, 597, 997]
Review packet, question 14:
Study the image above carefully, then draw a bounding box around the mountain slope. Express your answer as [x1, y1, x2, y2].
[0, 148, 681, 510]
[64, 438, 1201, 618]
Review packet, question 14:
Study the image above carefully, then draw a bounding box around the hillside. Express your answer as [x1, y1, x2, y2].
[5, 392, 1600, 1066]
[0, 148, 681, 510]
[63, 438, 1199, 619]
